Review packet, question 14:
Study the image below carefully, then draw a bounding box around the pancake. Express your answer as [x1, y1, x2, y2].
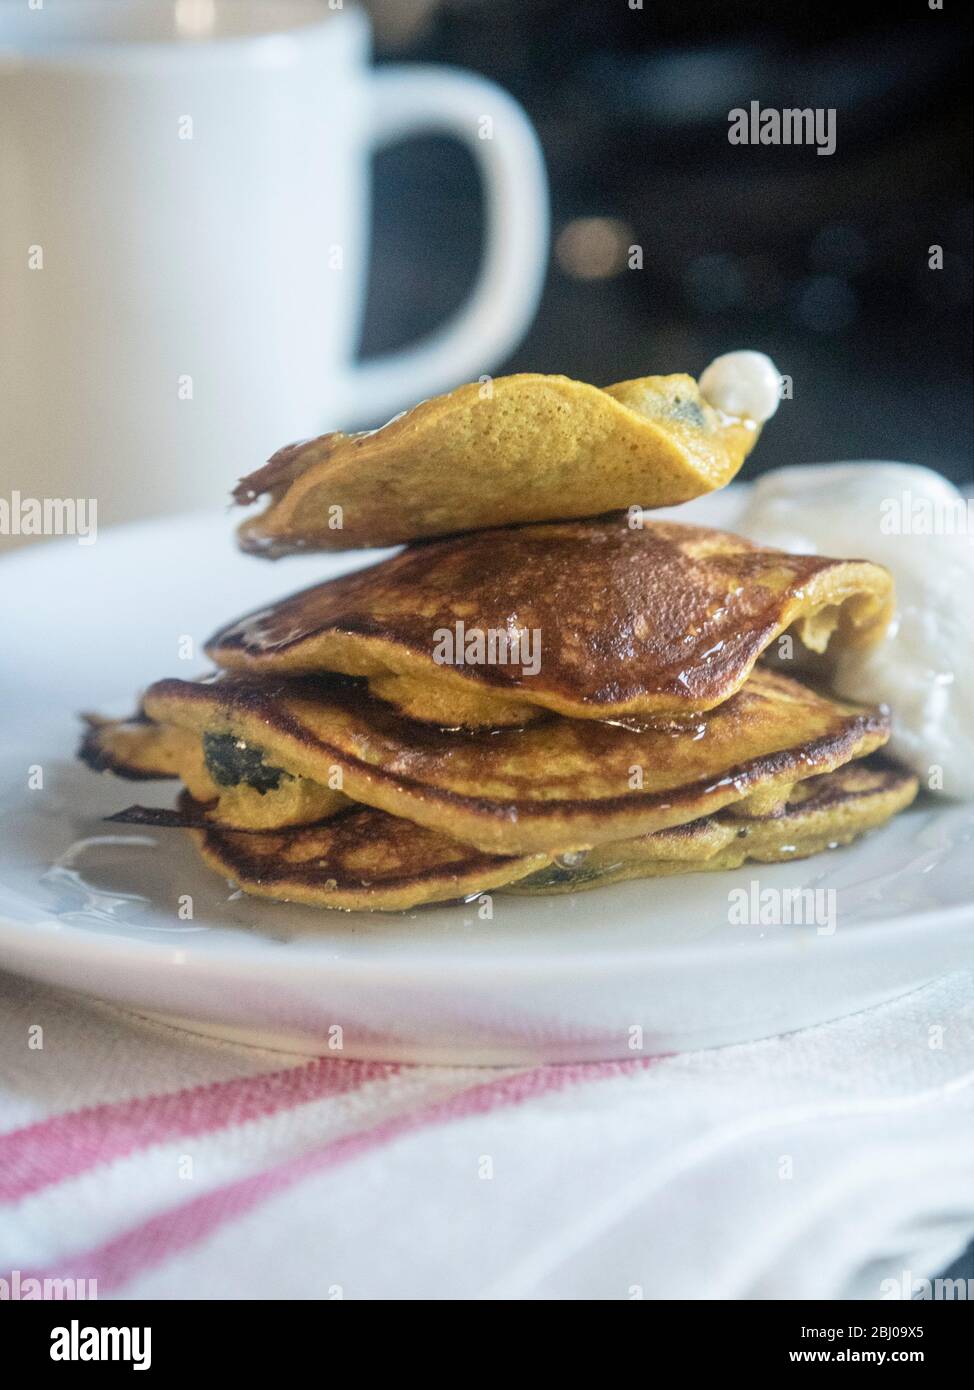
[182, 757, 917, 911]
[233, 372, 760, 555]
[187, 798, 548, 912]
[207, 518, 894, 726]
[81, 700, 794, 835]
[507, 757, 919, 893]
[79, 711, 347, 831]
[79, 713, 199, 782]
[103, 667, 891, 854]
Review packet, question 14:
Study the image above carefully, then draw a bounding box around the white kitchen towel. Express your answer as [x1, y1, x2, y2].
[1, 967, 972, 1300]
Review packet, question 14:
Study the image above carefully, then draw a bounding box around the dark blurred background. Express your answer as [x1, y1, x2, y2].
[362, 0, 972, 486]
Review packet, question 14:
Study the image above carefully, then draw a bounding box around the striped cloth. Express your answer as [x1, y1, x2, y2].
[1, 968, 973, 1300]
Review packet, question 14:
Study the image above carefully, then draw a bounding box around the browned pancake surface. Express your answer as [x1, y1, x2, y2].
[187, 756, 917, 910]
[207, 518, 893, 722]
[140, 667, 890, 854]
[189, 797, 545, 911]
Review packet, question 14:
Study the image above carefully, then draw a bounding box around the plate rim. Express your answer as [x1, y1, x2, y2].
[1, 884, 970, 982]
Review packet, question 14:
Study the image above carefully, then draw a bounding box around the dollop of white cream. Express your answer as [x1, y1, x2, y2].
[735, 462, 974, 799]
[699, 350, 782, 424]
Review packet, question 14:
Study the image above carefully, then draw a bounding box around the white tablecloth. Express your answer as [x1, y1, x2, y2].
[1, 968, 972, 1300]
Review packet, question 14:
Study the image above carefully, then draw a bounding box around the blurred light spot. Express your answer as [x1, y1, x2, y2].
[174, 0, 217, 39]
[793, 275, 858, 333]
[643, 48, 758, 125]
[684, 253, 746, 313]
[556, 217, 632, 280]
[810, 225, 870, 275]
[369, 0, 440, 50]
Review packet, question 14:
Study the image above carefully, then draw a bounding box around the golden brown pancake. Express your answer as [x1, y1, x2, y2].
[188, 799, 548, 912]
[80, 701, 795, 834]
[183, 757, 917, 911]
[507, 757, 919, 893]
[80, 710, 347, 832]
[106, 667, 891, 855]
[234, 372, 760, 554]
[207, 518, 893, 726]
[79, 713, 197, 782]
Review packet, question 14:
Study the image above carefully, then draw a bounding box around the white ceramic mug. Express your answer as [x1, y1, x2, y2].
[0, 0, 548, 534]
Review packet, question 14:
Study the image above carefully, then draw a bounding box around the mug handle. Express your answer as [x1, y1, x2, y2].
[343, 64, 549, 425]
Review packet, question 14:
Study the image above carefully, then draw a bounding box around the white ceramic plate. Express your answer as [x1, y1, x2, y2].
[1, 492, 971, 1063]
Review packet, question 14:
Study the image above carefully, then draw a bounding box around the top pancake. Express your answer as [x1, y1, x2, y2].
[233, 372, 760, 554]
[207, 518, 894, 725]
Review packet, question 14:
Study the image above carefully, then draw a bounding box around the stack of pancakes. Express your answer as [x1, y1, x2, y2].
[81, 369, 918, 910]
